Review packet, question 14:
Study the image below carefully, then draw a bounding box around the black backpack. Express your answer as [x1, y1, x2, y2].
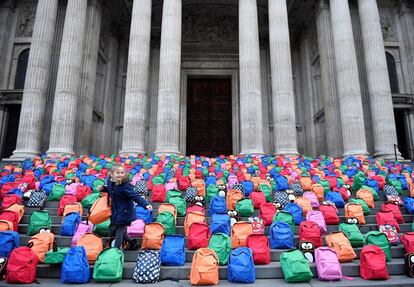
[26, 191, 47, 208]
[135, 180, 149, 196]
[185, 187, 197, 202]
[132, 250, 161, 283]
[289, 183, 304, 197]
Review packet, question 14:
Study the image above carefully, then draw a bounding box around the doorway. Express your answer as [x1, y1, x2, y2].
[186, 78, 232, 157]
[1, 105, 21, 159]
[394, 109, 410, 159]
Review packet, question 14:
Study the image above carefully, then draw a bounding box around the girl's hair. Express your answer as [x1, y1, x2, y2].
[110, 163, 129, 184]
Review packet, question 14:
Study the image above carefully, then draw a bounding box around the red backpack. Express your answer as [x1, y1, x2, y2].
[187, 222, 211, 250]
[401, 232, 414, 253]
[0, 182, 19, 200]
[259, 203, 277, 226]
[381, 202, 403, 224]
[319, 204, 339, 225]
[299, 221, 323, 248]
[246, 234, 270, 265]
[1, 195, 21, 209]
[250, 191, 266, 208]
[76, 185, 92, 201]
[360, 245, 389, 280]
[0, 210, 19, 232]
[152, 185, 166, 202]
[6, 246, 38, 284]
[376, 210, 400, 232]
[187, 204, 205, 215]
[57, 195, 77, 216]
[178, 177, 191, 191]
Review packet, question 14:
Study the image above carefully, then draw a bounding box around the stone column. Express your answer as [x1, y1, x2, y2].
[268, 0, 298, 155]
[47, 0, 87, 155]
[330, 0, 368, 156]
[238, 0, 264, 155]
[399, 1, 414, 93]
[0, 1, 15, 89]
[358, 0, 399, 158]
[119, 0, 152, 156]
[154, 0, 182, 155]
[10, 0, 58, 159]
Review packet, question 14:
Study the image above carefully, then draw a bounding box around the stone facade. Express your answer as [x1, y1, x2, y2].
[0, 0, 414, 159]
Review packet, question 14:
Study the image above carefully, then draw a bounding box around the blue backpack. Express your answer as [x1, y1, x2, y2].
[275, 175, 289, 191]
[61, 246, 90, 283]
[135, 206, 153, 224]
[160, 235, 185, 266]
[81, 175, 98, 188]
[61, 212, 81, 236]
[404, 197, 414, 214]
[42, 182, 56, 195]
[241, 181, 254, 196]
[205, 176, 216, 187]
[325, 192, 345, 208]
[269, 221, 294, 249]
[209, 196, 227, 216]
[228, 247, 256, 283]
[0, 231, 19, 257]
[284, 203, 303, 225]
[210, 213, 231, 235]
[39, 175, 55, 190]
[365, 178, 379, 193]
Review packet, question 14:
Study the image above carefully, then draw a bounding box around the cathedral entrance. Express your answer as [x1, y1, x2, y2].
[186, 78, 233, 157]
[394, 108, 411, 159]
[1, 105, 21, 159]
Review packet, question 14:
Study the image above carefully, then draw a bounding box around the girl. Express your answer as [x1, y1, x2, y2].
[106, 163, 152, 249]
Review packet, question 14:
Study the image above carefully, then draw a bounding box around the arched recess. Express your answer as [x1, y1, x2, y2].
[13, 48, 30, 90]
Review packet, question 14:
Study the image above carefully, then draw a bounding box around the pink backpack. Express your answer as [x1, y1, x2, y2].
[65, 183, 80, 195]
[315, 247, 342, 281]
[165, 182, 178, 192]
[227, 175, 239, 190]
[131, 173, 144, 186]
[71, 221, 94, 246]
[127, 219, 145, 238]
[306, 210, 327, 234]
[303, 191, 319, 208]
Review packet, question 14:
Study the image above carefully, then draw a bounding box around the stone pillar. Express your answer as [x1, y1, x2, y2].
[358, 0, 399, 158]
[10, 0, 58, 159]
[330, 0, 368, 156]
[154, 0, 182, 155]
[47, 0, 87, 155]
[399, 1, 414, 93]
[316, 0, 342, 157]
[120, 0, 152, 156]
[268, 0, 298, 155]
[238, 0, 264, 155]
[0, 1, 15, 89]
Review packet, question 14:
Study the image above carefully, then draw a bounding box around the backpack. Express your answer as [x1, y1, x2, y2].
[273, 211, 295, 233]
[300, 177, 312, 191]
[319, 204, 339, 225]
[344, 203, 365, 225]
[0, 231, 19, 257]
[299, 221, 323, 248]
[210, 213, 231, 235]
[401, 232, 414, 253]
[48, 184, 65, 201]
[63, 202, 83, 217]
[231, 221, 253, 248]
[349, 198, 371, 215]
[246, 234, 270, 265]
[209, 196, 227, 216]
[235, 198, 254, 217]
[178, 177, 191, 191]
[259, 203, 277, 226]
[306, 210, 327, 234]
[184, 211, 206, 236]
[226, 189, 244, 210]
[189, 248, 219, 285]
[71, 221, 94, 247]
[356, 189, 374, 208]
[168, 196, 186, 217]
[258, 184, 272, 202]
[315, 247, 342, 281]
[27, 210, 52, 235]
[228, 247, 256, 283]
[384, 184, 398, 198]
[142, 223, 165, 250]
[404, 197, 414, 214]
[187, 222, 211, 250]
[93, 247, 124, 282]
[156, 212, 176, 235]
[269, 221, 293, 249]
[92, 219, 110, 237]
[303, 191, 319, 208]
[26, 191, 46, 208]
[5, 203, 24, 223]
[160, 235, 185, 266]
[208, 233, 232, 265]
[0, 211, 18, 232]
[365, 231, 392, 261]
[284, 202, 303, 225]
[290, 182, 304, 197]
[187, 204, 205, 215]
[295, 197, 312, 215]
[164, 181, 177, 192]
[185, 187, 197, 202]
[249, 190, 266, 208]
[135, 205, 153, 224]
[248, 216, 265, 234]
[152, 185, 166, 202]
[135, 180, 149, 196]
[192, 179, 206, 196]
[61, 246, 90, 283]
[1, 195, 21, 209]
[273, 191, 290, 208]
[6, 247, 38, 284]
[311, 184, 325, 202]
[360, 245, 389, 280]
[81, 193, 100, 209]
[379, 224, 400, 245]
[325, 192, 345, 208]
[326, 231, 356, 262]
[61, 212, 81, 236]
[76, 185, 92, 201]
[44, 247, 70, 265]
[88, 193, 111, 224]
[57, 194, 77, 216]
[376, 210, 400, 232]
[76, 233, 103, 263]
[381, 202, 403, 224]
[127, 219, 145, 238]
[280, 249, 313, 283]
[338, 222, 364, 247]
[241, 180, 254, 196]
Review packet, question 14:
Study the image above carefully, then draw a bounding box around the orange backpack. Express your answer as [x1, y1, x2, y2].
[311, 184, 325, 202]
[158, 203, 177, 222]
[344, 203, 365, 225]
[189, 248, 219, 285]
[5, 203, 25, 222]
[295, 197, 312, 216]
[356, 189, 374, 208]
[410, 183, 414, 198]
[76, 233, 103, 263]
[88, 193, 111, 224]
[142, 222, 165, 250]
[184, 211, 206, 236]
[0, 220, 13, 231]
[300, 177, 312, 191]
[192, 179, 206, 196]
[63, 202, 83, 217]
[231, 221, 253, 249]
[226, 189, 244, 210]
[326, 231, 356, 262]
[28, 232, 55, 262]
[251, 177, 261, 191]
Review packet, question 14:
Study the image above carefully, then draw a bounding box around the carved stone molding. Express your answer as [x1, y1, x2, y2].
[16, 5, 36, 37]
[379, 8, 398, 42]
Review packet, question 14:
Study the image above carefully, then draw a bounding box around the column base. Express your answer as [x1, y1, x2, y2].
[9, 149, 40, 160]
[119, 149, 146, 157]
[342, 150, 370, 158]
[46, 147, 75, 157]
[239, 149, 265, 156]
[153, 148, 181, 157]
[374, 151, 403, 161]
[274, 150, 299, 157]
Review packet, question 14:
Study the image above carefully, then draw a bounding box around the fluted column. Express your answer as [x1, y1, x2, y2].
[358, 0, 399, 158]
[268, 0, 298, 155]
[330, 0, 368, 156]
[238, 0, 264, 155]
[154, 0, 182, 155]
[11, 0, 58, 159]
[47, 0, 87, 155]
[120, 0, 152, 156]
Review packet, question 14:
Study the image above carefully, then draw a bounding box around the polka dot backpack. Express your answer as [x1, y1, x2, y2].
[135, 180, 149, 196]
[185, 187, 197, 202]
[132, 250, 161, 283]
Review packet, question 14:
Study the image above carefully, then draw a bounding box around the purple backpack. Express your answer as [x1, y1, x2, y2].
[315, 247, 342, 281]
[131, 173, 144, 186]
[303, 191, 319, 208]
[127, 219, 145, 238]
[306, 210, 327, 234]
[227, 175, 239, 190]
[65, 183, 80, 195]
[71, 221, 94, 246]
[165, 182, 178, 192]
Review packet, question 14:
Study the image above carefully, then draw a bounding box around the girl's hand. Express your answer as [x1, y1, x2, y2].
[146, 205, 153, 211]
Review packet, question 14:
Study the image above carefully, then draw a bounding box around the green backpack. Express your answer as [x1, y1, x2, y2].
[235, 198, 254, 217]
[349, 198, 370, 215]
[93, 248, 124, 282]
[273, 211, 295, 233]
[81, 193, 100, 209]
[152, 176, 165, 185]
[389, 179, 402, 194]
[280, 249, 313, 283]
[92, 179, 105, 193]
[156, 212, 176, 235]
[319, 180, 331, 195]
[27, 210, 52, 235]
[166, 190, 182, 203]
[48, 184, 65, 201]
[44, 247, 70, 264]
[208, 233, 232, 266]
[365, 231, 392, 262]
[93, 219, 111, 237]
[258, 184, 272, 202]
[206, 185, 220, 203]
[338, 223, 364, 247]
[360, 185, 379, 201]
[168, 196, 186, 217]
[352, 172, 366, 191]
